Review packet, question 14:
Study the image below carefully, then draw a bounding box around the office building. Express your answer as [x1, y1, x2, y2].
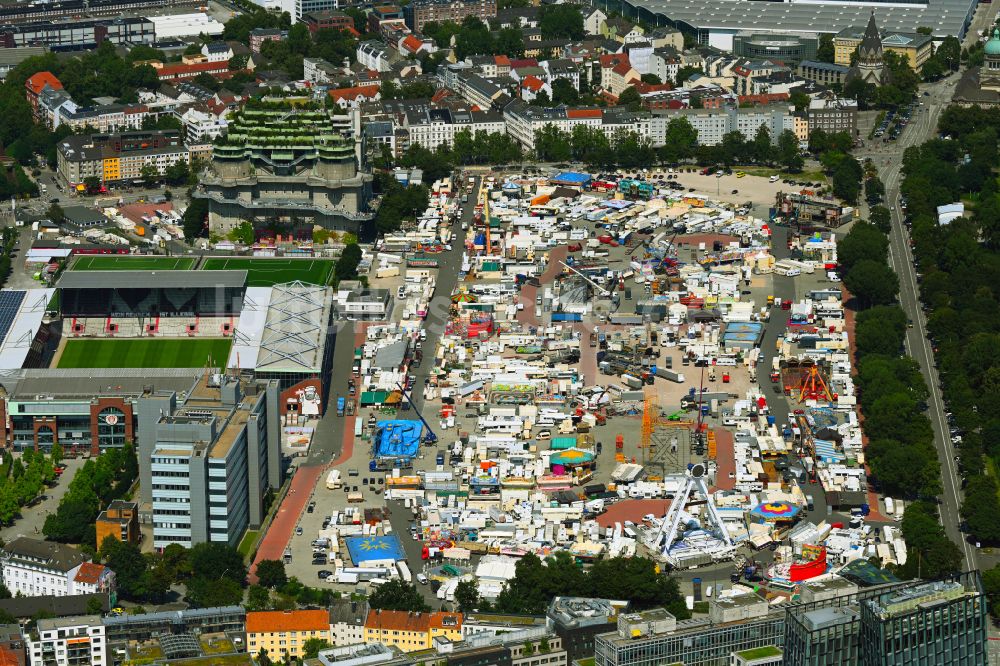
[859, 574, 987, 666]
[137, 373, 283, 549]
[95, 501, 140, 547]
[0, 17, 154, 49]
[26, 616, 107, 666]
[404, 0, 497, 33]
[732, 32, 819, 64]
[547, 597, 627, 663]
[731, 646, 782, 666]
[0, 538, 114, 599]
[807, 97, 857, 136]
[364, 610, 463, 652]
[302, 11, 356, 35]
[784, 606, 860, 666]
[196, 99, 375, 235]
[246, 610, 332, 661]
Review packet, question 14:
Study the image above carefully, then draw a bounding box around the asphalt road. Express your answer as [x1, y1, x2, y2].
[856, 72, 978, 570]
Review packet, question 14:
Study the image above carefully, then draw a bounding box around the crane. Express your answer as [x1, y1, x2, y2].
[396, 382, 438, 444]
[559, 261, 613, 297]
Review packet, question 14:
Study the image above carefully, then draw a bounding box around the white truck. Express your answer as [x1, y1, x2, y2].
[884, 497, 895, 517]
[396, 560, 412, 583]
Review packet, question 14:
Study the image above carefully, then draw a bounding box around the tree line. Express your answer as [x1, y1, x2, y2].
[898, 106, 1000, 552]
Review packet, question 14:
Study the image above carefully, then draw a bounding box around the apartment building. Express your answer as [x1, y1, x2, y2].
[503, 100, 649, 151]
[404, 0, 497, 33]
[807, 97, 858, 137]
[246, 610, 331, 661]
[357, 41, 394, 73]
[364, 610, 463, 652]
[56, 130, 190, 189]
[404, 105, 505, 151]
[0, 538, 114, 599]
[138, 374, 282, 550]
[249, 28, 285, 53]
[656, 105, 795, 146]
[95, 500, 140, 546]
[303, 57, 344, 85]
[302, 11, 355, 35]
[24, 71, 61, 122]
[26, 616, 107, 666]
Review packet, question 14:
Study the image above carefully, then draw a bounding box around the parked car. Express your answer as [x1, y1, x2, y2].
[295, 526, 303, 536]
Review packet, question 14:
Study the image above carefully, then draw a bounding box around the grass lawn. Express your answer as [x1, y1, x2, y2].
[737, 646, 782, 660]
[58, 338, 232, 369]
[201, 257, 334, 287]
[238, 530, 259, 558]
[170, 655, 252, 666]
[200, 634, 235, 655]
[71, 255, 197, 271]
[740, 165, 828, 183]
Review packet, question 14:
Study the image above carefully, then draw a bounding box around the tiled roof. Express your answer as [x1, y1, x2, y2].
[73, 562, 107, 585]
[365, 609, 462, 633]
[566, 108, 602, 119]
[329, 84, 381, 101]
[25, 71, 62, 95]
[246, 610, 329, 634]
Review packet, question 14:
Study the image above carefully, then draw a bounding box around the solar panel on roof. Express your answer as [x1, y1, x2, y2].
[0, 291, 25, 346]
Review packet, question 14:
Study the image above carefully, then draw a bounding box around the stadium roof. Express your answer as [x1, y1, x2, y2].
[227, 282, 333, 374]
[0, 289, 53, 371]
[56, 270, 247, 290]
[622, 0, 975, 39]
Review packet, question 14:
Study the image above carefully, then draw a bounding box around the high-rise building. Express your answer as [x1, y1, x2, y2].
[859, 573, 988, 666]
[196, 98, 375, 236]
[137, 374, 283, 550]
[784, 606, 860, 666]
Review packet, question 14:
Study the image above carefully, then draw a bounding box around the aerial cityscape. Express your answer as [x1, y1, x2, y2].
[0, 0, 995, 663]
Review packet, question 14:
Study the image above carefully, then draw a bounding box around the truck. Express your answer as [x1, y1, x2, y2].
[326, 470, 342, 489]
[396, 560, 412, 583]
[884, 497, 895, 516]
[347, 491, 364, 503]
[337, 397, 346, 417]
[654, 367, 685, 383]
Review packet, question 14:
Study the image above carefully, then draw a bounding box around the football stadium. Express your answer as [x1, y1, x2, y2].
[200, 257, 334, 287]
[49, 266, 335, 395]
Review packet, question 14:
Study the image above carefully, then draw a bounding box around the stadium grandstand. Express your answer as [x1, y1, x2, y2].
[56, 270, 247, 338]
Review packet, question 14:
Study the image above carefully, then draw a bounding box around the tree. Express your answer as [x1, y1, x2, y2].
[182, 198, 208, 240]
[551, 78, 579, 106]
[186, 575, 243, 608]
[832, 155, 863, 204]
[255, 559, 288, 589]
[368, 579, 431, 612]
[86, 596, 104, 615]
[817, 34, 835, 63]
[46, 203, 64, 224]
[674, 66, 701, 87]
[100, 536, 147, 600]
[256, 647, 273, 666]
[334, 243, 362, 284]
[984, 565, 1000, 619]
[869, 205, 891, 233]
[752, 125, 772, 164]
[187, 542, 247, 585]
[50, 442, 62, 465]
[227, 220, 255, 245]
[640, 73, 661, 85]
[844, 259, 899, 309]
[961, 475, 1000, 543]
[534, 125, 571, 162]
[538, 5, 583, 40]
[617, 86, 642, 111]
[777, 130, 803, 172]
[246, 584, 272, 611]
[139, 164, 159, 182]
[937, 35, 961, 71]
[789, 91, 810, 115]
[303, 638, 331, 658]
[454, 578, 480, 612]
[659, 117, 698, 164]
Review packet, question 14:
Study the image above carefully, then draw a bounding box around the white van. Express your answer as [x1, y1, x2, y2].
[769, 175, 779, 183]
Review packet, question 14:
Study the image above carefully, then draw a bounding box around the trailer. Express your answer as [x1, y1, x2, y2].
[655, 367, 685, 383]
[396, 561, 412, 583]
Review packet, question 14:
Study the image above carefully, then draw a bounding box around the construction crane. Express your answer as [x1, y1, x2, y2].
[559, 261, 614, 297]
[396, 382, 438, 444]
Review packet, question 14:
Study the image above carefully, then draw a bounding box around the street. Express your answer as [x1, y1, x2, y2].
[856, 71, 979, 571]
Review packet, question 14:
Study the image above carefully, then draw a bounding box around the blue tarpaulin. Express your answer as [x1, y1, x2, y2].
[346, 535, 405, 564]
[551, 171, 592, 187]
[375, 420, 422, 458]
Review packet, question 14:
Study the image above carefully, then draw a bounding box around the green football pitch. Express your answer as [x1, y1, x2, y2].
[57, 338, 232, 369]
[200, 257, 334, 287]
[71, 256, 197, 271]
